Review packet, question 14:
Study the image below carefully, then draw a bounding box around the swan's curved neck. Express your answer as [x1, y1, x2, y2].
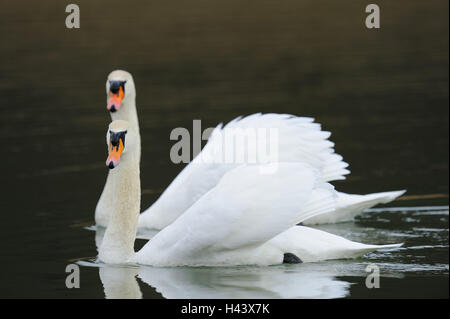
[98, 150, 140, 264]
[96, 94, 141, 228]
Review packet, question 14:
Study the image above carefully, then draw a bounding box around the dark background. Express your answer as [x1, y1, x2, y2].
[0, 0, 448, 298]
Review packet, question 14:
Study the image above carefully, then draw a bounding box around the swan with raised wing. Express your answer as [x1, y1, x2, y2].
[98, 120, 401, 266]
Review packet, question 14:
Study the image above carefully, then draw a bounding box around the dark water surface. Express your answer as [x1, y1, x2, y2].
[0, 1, 448, 298]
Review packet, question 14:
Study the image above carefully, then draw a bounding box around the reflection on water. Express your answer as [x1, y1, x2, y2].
[139, 265, 351, 299]
[80, 260, 354, 299]
[99, 266, 142, 299]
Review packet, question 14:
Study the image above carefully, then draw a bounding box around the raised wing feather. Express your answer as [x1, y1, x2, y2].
[139, 113, 348, 230]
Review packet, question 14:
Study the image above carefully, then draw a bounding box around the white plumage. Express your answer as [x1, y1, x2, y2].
[139, 113, 404, 230]
[304, 190, 406, 225]
[128, 162, 401, 266]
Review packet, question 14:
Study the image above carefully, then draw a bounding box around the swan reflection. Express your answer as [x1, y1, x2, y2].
[138, 264, 351, 299]
[99, 266, 142, 299]
[91, 262, 353, 299]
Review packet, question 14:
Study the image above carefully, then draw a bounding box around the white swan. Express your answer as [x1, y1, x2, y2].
[98, 120, 401, 266]
[96, 70, 405, 229]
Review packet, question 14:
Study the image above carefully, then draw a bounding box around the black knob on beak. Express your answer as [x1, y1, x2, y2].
[110, 81, 121, 94]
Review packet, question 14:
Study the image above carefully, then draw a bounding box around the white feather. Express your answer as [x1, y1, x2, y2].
[304, 190, 406, 225]
[139, 113, 350, 230]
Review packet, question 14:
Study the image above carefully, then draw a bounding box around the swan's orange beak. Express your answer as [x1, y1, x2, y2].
[106, 139, 124, 169]
[107, 85, 124, 113]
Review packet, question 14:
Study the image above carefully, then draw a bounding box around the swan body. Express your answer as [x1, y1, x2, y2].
[98, 123, 402, 266]
[132, 164, 401, 266]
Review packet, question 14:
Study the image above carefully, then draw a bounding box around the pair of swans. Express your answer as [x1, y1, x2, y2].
[95, 70, 404, 266]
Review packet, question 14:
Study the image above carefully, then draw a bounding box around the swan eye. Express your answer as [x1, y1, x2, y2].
[109, 80, 126, 94]
[107, 81, 127, 112]
[106, 130, 127, 169]
[109, 130, 127, 148]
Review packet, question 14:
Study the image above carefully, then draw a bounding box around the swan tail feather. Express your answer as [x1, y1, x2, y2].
[303, 190, 406, 225]
[268, 226, 404, 263]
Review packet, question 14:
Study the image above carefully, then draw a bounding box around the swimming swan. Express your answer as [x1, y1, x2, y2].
[98, 120, 401, 266]
[95, 70, 405, 229]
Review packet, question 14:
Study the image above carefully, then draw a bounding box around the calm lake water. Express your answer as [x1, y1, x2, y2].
[0, 1, 448, 298]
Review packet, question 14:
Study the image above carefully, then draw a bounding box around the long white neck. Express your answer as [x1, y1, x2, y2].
[95, 95, 141, 228]
[98, 150, 140, 264]
[111, 95, 139, 131]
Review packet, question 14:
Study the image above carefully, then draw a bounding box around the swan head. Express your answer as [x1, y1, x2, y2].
[106, 120, 137, 169]
[106, 70, 136, 113]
